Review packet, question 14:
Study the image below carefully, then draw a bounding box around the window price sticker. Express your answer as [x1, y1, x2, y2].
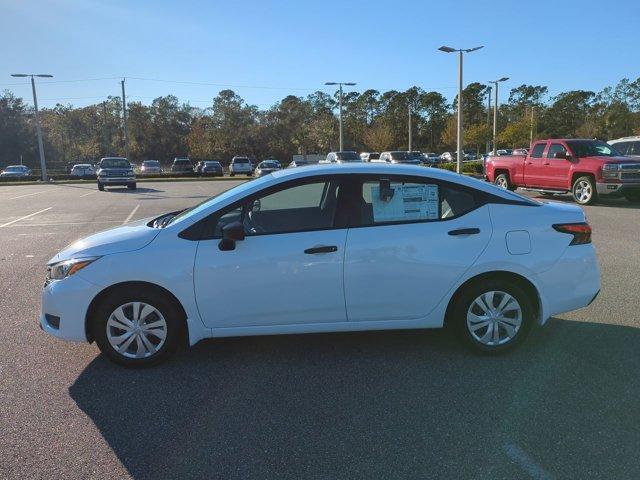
[372, 183, 439, 222]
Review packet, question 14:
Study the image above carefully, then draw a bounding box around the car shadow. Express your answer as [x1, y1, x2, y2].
[69, 318, 640, 479]
[526, 191, 639, 209]
[104, 187, 164, 194]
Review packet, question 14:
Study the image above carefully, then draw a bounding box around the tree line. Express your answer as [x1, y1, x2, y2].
[1, 77, 639, 169]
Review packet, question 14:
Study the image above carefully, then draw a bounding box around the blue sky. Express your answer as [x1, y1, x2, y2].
[2, 0, 639, 110]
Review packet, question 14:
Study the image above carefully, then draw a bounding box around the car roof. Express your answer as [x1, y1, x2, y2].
[101, 157, 127, 160]
[72, 164, 92, 167]
[609, 136, 640, 142]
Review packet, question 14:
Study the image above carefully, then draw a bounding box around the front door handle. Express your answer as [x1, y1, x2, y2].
[448, 228, 480, 236]
[304, 245, 338, 254]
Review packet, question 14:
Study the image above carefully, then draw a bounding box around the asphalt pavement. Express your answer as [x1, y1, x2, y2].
[0, 179, 639, 479]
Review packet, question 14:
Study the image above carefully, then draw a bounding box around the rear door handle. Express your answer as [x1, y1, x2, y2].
[304, 245, 338, 254]
[448, 228, 480, 236]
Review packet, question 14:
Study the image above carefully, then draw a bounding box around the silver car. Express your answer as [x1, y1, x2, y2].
[255, 160, 282, 176]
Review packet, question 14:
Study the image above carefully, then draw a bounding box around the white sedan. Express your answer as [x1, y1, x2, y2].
[40, 164, 600, 367]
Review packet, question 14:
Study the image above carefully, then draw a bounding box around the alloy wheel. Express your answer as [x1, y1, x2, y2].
[466, 291, 522, 346]
[574, 180, 592, 203]
[106, 302, 167, 359]
[495, 177, 508, 189]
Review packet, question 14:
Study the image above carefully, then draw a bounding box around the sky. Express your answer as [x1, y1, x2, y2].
[2, 0, 639, 110]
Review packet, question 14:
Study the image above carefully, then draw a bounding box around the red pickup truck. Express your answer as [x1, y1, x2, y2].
[485, 138, 640, 204]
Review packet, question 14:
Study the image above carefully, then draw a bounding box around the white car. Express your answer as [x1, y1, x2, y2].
[70, 164, 96, 177]
[229, 156, 253, 176]
[41, 163, 600, 367]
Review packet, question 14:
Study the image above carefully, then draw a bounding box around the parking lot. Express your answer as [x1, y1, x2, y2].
[0, 179, 639, 479]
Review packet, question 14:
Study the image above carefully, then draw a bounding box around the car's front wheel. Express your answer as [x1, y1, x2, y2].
[452, 280, 534, 354]
[572, 176, 597, 205]
[128, 183, 137, 190]
[97, 183, 104, 191]
[92, 288, 183, 367]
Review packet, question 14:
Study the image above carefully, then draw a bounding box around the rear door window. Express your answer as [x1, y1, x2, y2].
[530, 143, 546, 158]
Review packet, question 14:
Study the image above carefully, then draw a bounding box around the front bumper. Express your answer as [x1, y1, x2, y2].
[40, 273, 103, 342]
[596, 182, 640, 196]
[98, 176, 136, 185]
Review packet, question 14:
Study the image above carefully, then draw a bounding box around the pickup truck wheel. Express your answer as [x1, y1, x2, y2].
[97, 183, 104, 191]
[494, 173, 515, 191]
[572, 176, 598, 205]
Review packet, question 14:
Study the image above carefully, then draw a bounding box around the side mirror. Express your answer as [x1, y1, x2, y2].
[218, 221, 245, 251]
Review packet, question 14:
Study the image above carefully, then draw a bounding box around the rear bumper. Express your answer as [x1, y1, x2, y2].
[596, 181, 640, 196]
[536, 244, 600, 323]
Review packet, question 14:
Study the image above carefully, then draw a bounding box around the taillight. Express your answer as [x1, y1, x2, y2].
[552, 222, 592, 245]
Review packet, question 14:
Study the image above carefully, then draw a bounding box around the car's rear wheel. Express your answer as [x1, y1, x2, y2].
[452, 280, 534, 354]
[92, 288, 183, 367]
[572, 176, 597, 205]
[494, 173, 515, 191]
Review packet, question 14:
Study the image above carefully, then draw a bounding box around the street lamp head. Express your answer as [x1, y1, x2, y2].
[343, 82, 356, 86]
[465, 46, 484, 53]
[35, 74, 53, 78]
[11, 74, 28, 77]
[498, 77, 509, 82]
[324, 82, 337, 86]
[438, 46, 456, 53]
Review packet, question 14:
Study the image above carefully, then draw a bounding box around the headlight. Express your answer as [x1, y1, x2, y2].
[48, 257, 100, 281]
[602, 163, 620, 179]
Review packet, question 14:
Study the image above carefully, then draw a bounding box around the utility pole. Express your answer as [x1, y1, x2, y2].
[486, 86, 492, 154]
[102, 101, 109, 154]
[324, 82, 356, 152]
[408, 104, 413, 151]
[11, 73, 53, 181]
[529, 106, 535, 147]
[488, 77, 509, 155]
[121, 79, 129, 159]
[438, 45, 483, 173]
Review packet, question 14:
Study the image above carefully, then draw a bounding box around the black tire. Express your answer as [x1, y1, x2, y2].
[494, 173, 516, 191]
[97, 183, 104, 191]
[572, 175, 598, 205]
[128, 183, 137, 190]
[230, 172, 235, 177]
[451, 279, 534, 354]
[624, 192, 640, 203]
[92, 286, 184, 367]
[541, 192, 555, 197]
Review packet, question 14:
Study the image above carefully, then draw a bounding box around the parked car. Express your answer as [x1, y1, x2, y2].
[255, 160, 281, 176]
[360, 152, 380, 162]
[40, 162, 601, 367]
[496, 149, 512, 156]
[512, 148, 529, 156]
[608, 136, 640, 158]
[287, 159, 312, 168]
[321, 151, 363, 163]
[484, 138, 640, 204]
[440, 152, 455, 162]
[376, 151, 421, 165]
[96, 157, 136, 191]
[140, 160, 162, 174]
[229, 156, 253, 176]
[463, 150, 478, 161]
[171, 158, 194, 174]
[201, 161, 224, 176]
[70, 164, 96, 178]
[422, 153, 440, 164]
[0, 165, 32, 178]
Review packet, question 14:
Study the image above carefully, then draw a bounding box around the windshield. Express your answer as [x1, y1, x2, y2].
[407, 152, 422, 160]
[567, 140, 621, 158]
[260, 161, 279, 168]
[143, 160, 159, 166]
[5, 166, 24, 172]
[204, 161, 220, 166]
[168, 175, 272, 225]
[390, 151, 410, 161]
[100, 159, 130, 168]
[233, 158, 249, 163]
[368, 153, 380, 160]
[336, 152, 360, 161]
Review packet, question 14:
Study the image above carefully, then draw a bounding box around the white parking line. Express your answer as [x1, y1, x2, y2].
[79, 190, 97, 197]
[504, 443, 553, 480]
[123, 204, 140, 224]
[0, 207, 52, 228]
[8, 190, 49, 200]
[8, 221, 120, 227]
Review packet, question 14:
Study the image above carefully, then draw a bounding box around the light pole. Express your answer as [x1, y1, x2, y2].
[488, 77, 509, 155]
[438, 45, 483, 173]
[11, 73, 53, 181]
[408, 104, 413, 152]
[486, 86, 492, 154]
[325, 82, 356, 152]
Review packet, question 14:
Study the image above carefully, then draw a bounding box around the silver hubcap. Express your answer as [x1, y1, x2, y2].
[574, 180, 592, 203]
[495, 177, 508, 189]
[467, 291, 522, 346]
[106, 302, 167, 359]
